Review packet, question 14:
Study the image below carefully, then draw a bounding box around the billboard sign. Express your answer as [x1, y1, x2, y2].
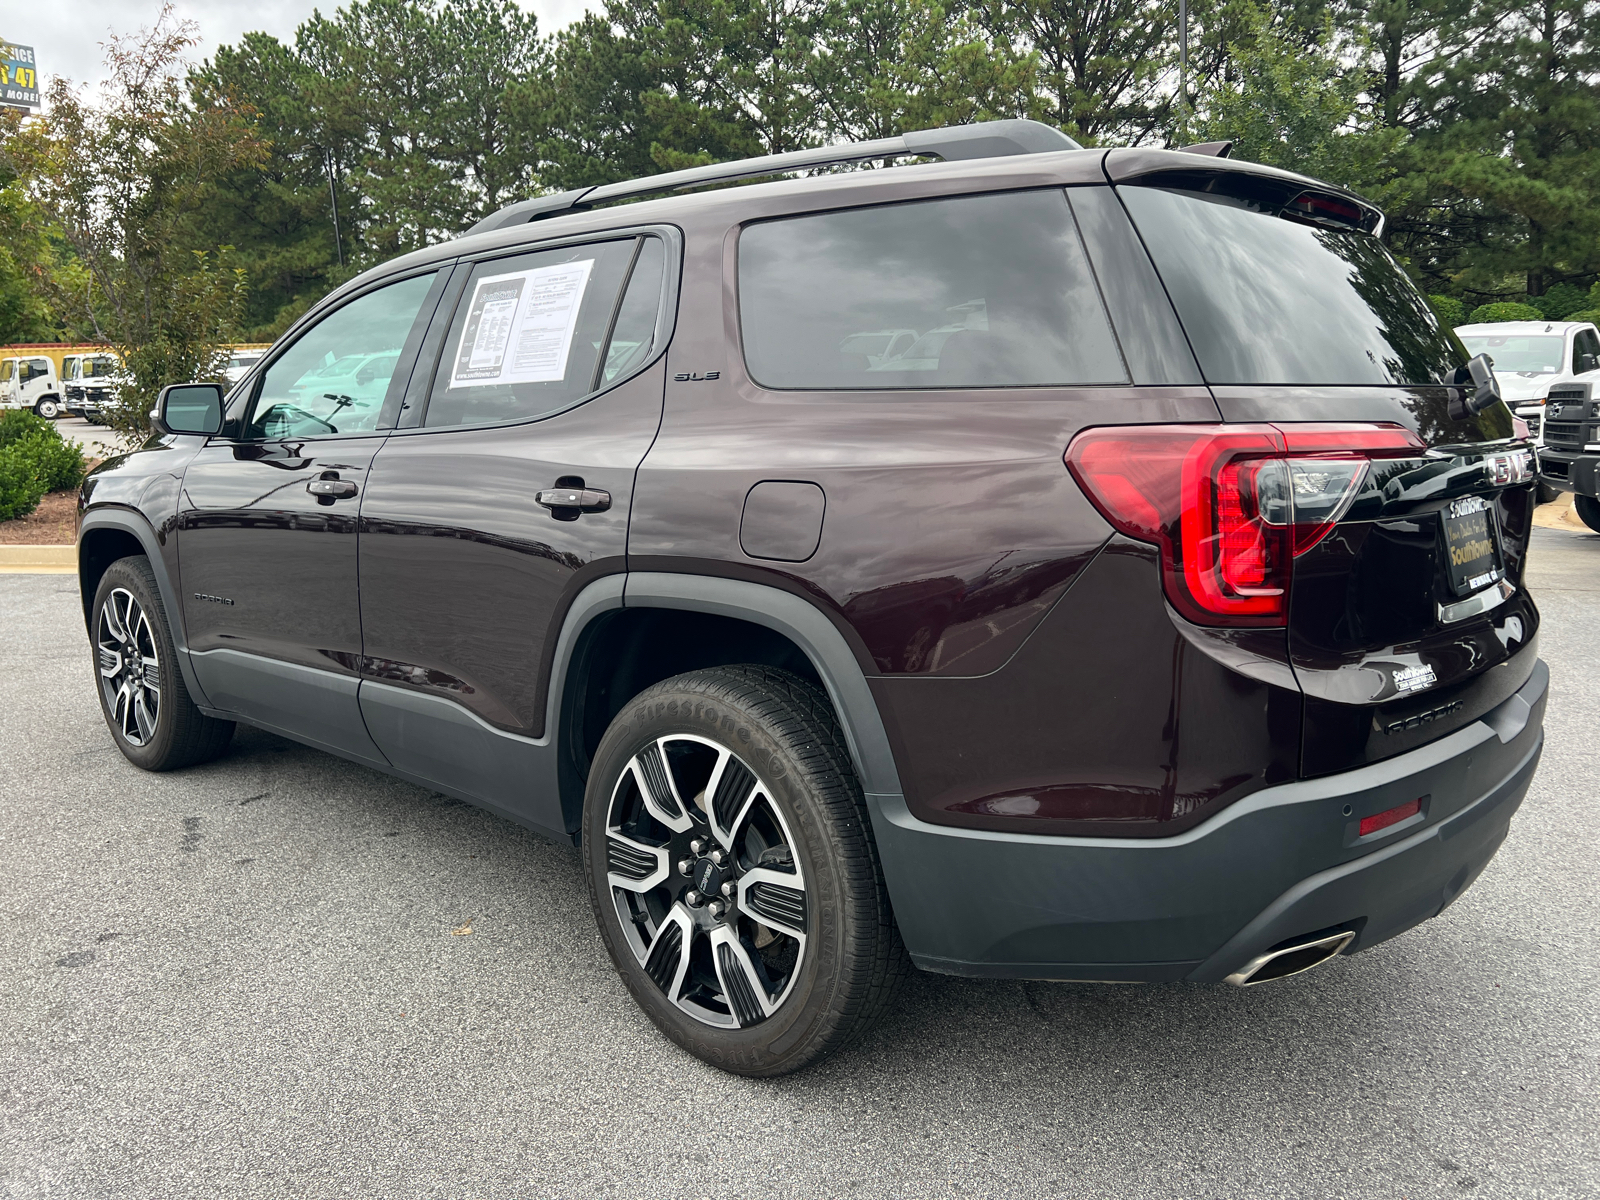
[2, 41, 40, 109]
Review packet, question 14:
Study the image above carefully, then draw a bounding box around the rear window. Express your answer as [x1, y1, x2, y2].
[1120, 182, 1464, 386]
[739, 190, 1127, 390]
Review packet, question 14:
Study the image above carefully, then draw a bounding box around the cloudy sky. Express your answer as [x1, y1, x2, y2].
[7, 0, 590, 91]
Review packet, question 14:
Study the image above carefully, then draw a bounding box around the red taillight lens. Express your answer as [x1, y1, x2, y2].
[1066, 423, 1423, 627]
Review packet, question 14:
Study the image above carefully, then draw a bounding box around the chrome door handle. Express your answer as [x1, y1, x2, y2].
[307, 478, 358, 498]
[536, 487, 611, 513]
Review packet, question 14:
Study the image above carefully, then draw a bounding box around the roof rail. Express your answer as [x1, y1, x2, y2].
[465, 119, 1082, 236]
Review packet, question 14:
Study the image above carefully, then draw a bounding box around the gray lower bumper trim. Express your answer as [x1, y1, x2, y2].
[869, 659, 1547, 980]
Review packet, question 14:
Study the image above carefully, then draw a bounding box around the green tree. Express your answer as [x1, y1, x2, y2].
[978, 0, 1174, 145]
[2, 7, 262, 437]
[1194, 3, 1403, 193]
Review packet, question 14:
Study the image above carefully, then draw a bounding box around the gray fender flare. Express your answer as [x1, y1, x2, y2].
[77, 507, 213, 708]
[618, 572, 904, 799]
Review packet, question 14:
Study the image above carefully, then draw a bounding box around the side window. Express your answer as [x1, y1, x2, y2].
[1577, 329, 1600, 372]
[246, 272, 436, 441]
[600, 237, 666, 385]
[738, 190, 1127, 390]
[423, 237, 639, 429]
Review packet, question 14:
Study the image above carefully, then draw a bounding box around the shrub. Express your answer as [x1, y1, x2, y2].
[0, 410, 87, 520]
[1429, 295, 1467, 327]
[1566, 309, 1600, 330]
[0, 409, 53, 449]
[1467, 301, 1544, 324]
[1530, 283, 1590, 320]
[0, 442, 49, 521]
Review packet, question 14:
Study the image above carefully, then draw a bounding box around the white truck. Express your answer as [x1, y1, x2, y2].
[1456, 319, 1600, 441]
[63, 352, 122, 424]
[0, 354, 64, 418]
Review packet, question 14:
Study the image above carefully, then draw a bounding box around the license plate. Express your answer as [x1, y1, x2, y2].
[1441, 496, 1503, 597]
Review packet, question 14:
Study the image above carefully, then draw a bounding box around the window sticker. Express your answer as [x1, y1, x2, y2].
[450, 259, 595, 388]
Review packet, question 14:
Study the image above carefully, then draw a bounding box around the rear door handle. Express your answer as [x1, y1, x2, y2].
[307, 479, 358, 499]
[536, 487, 611, 513]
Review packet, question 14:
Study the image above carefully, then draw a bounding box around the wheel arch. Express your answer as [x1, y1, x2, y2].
[78, 507, 212, 706]
[551, 571, 904, 835]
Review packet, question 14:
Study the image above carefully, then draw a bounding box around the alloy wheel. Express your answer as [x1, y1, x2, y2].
[97, 587, 162, 746]
[604, 734, 808, 1028]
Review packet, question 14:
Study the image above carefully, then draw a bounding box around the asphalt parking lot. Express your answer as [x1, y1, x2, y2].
[2, 527, 1597, 1200]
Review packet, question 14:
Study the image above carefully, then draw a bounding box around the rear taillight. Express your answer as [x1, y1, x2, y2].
[1066, 423, 1424, 627]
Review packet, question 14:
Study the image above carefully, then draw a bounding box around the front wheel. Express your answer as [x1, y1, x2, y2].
[583, 665, 906, 1076]
[34, 397, 61, 419]
[91, 556, 235, 770]
[1576, 495, 1600, 533]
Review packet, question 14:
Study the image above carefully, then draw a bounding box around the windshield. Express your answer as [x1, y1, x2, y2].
[1458, 334, 1562, 374]
[1121, 183, 1465, 386]
[86, 357, 117, 377]
[0, 361, 12, 382]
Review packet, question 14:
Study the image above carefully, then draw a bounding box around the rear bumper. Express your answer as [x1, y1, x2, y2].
[870, 658, 1547, 983]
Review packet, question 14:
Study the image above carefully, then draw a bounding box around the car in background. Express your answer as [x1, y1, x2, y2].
[1457, 320, 1600, 442]
[0, 354, 64, 417]
[223, 349, 266, 384]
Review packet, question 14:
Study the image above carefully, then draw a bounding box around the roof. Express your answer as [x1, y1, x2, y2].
[1457, 321, 1593, 334]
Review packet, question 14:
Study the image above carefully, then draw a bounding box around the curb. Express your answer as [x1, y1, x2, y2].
[0, 544, 76, 574]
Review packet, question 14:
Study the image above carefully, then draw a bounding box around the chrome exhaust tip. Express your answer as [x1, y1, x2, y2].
[1225, 930, 1356, 987]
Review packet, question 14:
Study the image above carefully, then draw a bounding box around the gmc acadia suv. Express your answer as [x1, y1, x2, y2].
[77, 120, 1547, 1076]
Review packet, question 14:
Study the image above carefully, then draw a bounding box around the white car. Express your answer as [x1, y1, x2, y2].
[1457, 319, 1600, 441]
[223, 350, 266, 384]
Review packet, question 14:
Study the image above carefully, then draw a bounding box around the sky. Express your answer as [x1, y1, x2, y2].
[5, 0, 591, 92]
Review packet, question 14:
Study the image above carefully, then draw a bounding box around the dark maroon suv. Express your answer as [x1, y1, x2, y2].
[78, 120, 1547, 1075]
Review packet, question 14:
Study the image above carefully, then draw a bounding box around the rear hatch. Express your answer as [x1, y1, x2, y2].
[1110, 156, 1539, 778]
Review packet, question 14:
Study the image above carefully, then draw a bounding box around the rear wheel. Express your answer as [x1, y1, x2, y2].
[91, 556, 234, 770]
[1576, 495, 1600, 533]
[583, 665, 906, 1076]
[34, 397, 60, 419]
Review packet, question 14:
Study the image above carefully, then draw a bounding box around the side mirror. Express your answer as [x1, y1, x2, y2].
[152, 383, 225, 436]
[1464, 353, 1501, 413]
[1582, 353, 1599, 373]
[1443, 353, 1502, 421]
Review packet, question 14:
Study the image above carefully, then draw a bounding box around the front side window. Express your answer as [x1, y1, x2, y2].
[738, 190, 1128, 390]
[1121, 181, 1464, 386]
[247, 272, 436, 440]
[423, 236, 649, 429]
[1457, 334, 1563, 375]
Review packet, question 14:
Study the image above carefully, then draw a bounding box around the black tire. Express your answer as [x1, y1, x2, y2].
[1537, 481, 1560, 506]
[90, 556, 234, 771]
[583, 665, 907, 1076]
[1576, 495, 1600, 533]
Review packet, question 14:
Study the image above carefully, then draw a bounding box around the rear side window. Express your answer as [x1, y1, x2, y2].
[1120, 183, 1463, 386]
[424, 237, 643, 428]
[739, 191, 1127, 390]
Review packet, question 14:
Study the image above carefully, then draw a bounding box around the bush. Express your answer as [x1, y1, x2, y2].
[0, 410, 87, 520]
[1530, 283, 1590, 320]
[0, 409, 54, 450]
[1566, 309, 1600, 330]
[1467, 301, 1544, 324]
[1429, 295, 1467, 327]
[0, 443, 48, 521]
